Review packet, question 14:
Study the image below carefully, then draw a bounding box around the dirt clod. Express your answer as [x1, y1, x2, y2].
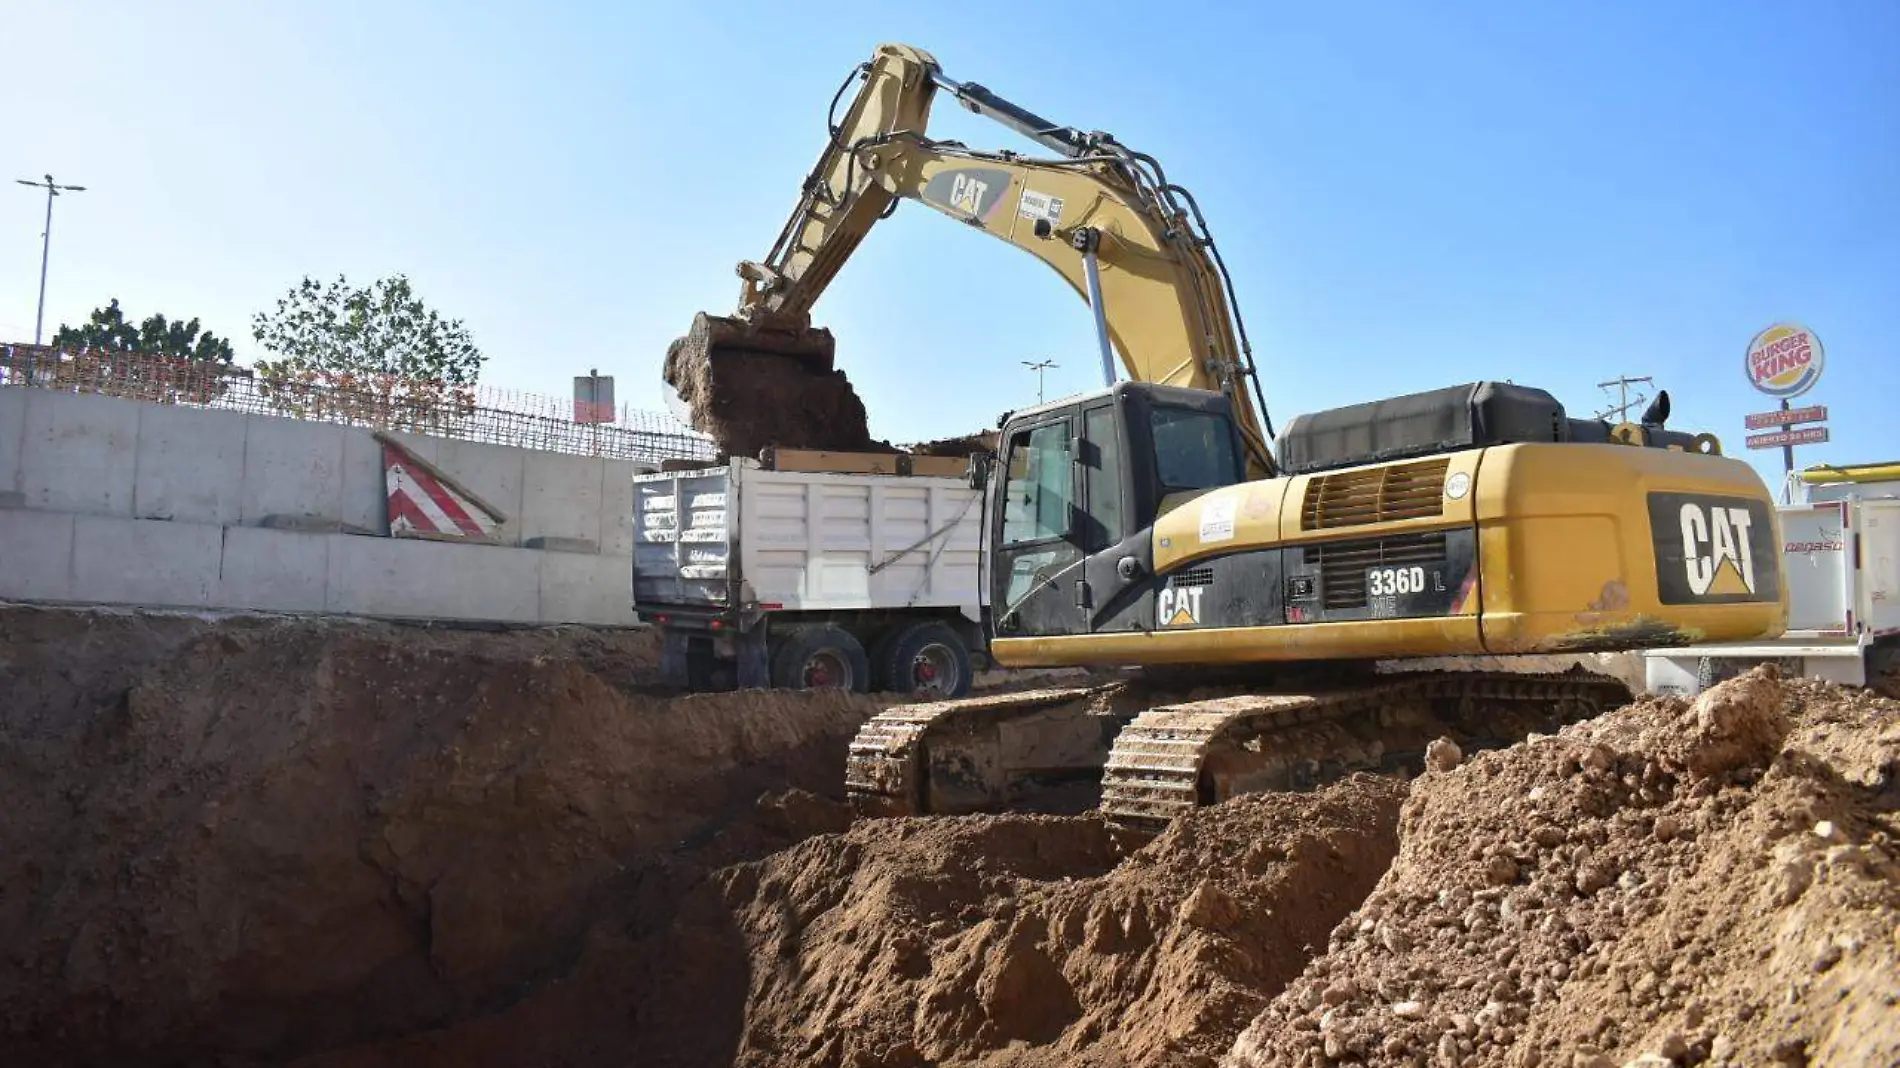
[1428, 735, 1465, 772]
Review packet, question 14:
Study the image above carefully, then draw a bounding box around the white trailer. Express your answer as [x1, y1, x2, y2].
[1643, 470, 1900, 697]
[631, 455, 986, 694]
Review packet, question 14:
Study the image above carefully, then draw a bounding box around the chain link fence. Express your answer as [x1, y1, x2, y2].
[0, 343, 715, 466]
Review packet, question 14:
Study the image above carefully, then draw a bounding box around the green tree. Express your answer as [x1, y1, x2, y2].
[54, 298, 236, 364]
[44, 299, 237, 404]
[250, 274, 485, 431]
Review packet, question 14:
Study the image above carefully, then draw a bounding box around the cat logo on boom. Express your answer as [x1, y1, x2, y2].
[949, 173, 990, 216]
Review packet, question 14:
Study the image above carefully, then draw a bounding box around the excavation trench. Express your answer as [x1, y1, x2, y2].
[3, 606, 1896, 1068]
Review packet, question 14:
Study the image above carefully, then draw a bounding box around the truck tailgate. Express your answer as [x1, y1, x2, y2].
[632, 469, 734, 608]
[1781, 502, 1852, 634]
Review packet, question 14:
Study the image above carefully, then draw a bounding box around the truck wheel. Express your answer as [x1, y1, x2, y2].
[771, 625, 871, 693]
[878, 621, 973, 698]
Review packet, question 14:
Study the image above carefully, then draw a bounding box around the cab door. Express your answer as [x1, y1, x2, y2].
[990, 411, 1087, 638]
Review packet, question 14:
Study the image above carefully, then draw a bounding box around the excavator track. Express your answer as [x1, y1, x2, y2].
[1099, 670, 1630, 835]
[844, 667, 1631, 834]
[847, 686, 1113, 817]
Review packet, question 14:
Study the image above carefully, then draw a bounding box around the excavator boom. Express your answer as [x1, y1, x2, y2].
[671, 43, 1276, 477]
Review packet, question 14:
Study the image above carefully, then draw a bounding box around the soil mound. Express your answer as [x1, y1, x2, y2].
[908, 431, 998, 458]
[0, 607, 882, 1067]
[663, 313, 879, 459]
[720, 776, 1406, 1067]
[1226, 669, 1900, 1068]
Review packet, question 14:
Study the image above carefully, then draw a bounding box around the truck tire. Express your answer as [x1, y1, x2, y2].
[771, 625, 871, 693]
[877, 621, 973, 698]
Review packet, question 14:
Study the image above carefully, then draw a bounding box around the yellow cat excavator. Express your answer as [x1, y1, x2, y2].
[678, 43, 1787, 833]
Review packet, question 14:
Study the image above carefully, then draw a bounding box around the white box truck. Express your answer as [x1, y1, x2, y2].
[1643, 464, 1900, 697]
[631, 454, 986, 695]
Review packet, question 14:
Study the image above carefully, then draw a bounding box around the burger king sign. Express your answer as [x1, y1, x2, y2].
[1745, 322, 1824, 399]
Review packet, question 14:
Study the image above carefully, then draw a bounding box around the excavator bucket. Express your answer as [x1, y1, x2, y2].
[663, 312, 881, 459]
[672, 311, 838, 371]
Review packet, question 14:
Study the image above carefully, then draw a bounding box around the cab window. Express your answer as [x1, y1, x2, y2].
[1151, 407, 1239, 492]
[1001, 421, 1072, 545]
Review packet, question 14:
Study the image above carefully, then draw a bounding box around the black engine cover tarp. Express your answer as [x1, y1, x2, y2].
[1276, 382, 1573, 475]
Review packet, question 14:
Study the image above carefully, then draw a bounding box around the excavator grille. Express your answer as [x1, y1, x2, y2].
[1308, 530, 1449, 610]
[1301, 458, 1449, 531]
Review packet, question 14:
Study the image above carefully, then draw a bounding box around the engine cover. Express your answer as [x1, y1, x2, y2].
[1276, 382, 1569, 475]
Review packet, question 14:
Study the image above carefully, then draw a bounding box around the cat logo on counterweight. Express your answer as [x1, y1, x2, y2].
[1679, 502, 1757, 596]
[1647, 493, 1778, 605]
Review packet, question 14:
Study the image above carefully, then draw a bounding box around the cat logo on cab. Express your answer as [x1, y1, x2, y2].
[1158, 585, 1203, 627]
[1647, 493, 1779, 605]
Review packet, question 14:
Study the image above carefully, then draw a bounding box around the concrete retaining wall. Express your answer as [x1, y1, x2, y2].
[0, 388, 648, 626]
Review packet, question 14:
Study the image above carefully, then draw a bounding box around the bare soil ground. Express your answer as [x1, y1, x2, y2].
[0, 606, 878, 1067]
[2, 605, 1893, 1068]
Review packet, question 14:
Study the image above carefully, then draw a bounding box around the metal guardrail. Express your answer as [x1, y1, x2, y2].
[0, 342, 715, 465]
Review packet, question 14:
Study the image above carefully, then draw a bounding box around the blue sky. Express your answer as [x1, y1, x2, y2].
[4, 1, 1895, 489]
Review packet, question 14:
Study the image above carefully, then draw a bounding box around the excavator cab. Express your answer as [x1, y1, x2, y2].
[986, 382, 1246, 642]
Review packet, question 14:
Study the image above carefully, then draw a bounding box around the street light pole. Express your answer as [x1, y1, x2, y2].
[15, 174, 88, 345]
[1022, 358, 1057, 404]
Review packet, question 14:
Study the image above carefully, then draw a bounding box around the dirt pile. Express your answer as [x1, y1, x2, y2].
[0, 606, 884, 1068]
[718, 776, 1406, 1067]
[1227, 669, 1900, 1068]
[908, 431, 999, 458]
[664, 312, 880, 458]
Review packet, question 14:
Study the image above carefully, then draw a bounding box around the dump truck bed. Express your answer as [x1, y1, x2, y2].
[630, 458, 984, 624]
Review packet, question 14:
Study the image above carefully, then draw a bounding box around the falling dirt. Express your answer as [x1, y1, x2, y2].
[720, 777, 1405, 1068]
[663, 312, 881, 459]
[4, 604, 1896, 1068]
[1226, 669, 1900, 1068]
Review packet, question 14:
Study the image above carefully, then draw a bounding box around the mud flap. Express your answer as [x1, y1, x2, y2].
[736, 624, 770, 690]
[659, 628, 691, 690]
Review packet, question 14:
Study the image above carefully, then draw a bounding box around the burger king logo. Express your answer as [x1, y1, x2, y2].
[1745, 323, 1824, 399]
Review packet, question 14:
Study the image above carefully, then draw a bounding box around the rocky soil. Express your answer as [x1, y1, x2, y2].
[1227, 672, 1900, 1068]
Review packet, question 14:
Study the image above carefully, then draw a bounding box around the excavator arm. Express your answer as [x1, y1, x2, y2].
[705, 43, 1277, 478]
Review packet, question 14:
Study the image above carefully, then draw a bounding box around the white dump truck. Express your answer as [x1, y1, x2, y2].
[630, 448, 986, 695]
[1643, 461, 1900, 697]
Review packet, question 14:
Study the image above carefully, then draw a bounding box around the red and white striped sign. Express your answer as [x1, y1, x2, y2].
[383, 441, 501, 540]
